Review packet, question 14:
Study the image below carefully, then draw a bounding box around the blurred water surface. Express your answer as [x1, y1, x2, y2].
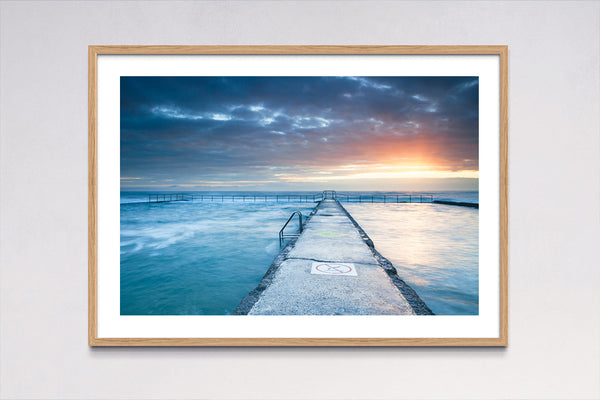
[120, 191, 478, 315]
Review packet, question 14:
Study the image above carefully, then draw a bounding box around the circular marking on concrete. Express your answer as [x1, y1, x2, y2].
[316, 263, 352, 274]
[311, 262, 357, 276]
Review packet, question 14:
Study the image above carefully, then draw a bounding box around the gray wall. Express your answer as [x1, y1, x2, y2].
[1, 1, 598, 399]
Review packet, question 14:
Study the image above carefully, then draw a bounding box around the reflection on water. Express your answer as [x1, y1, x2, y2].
[345, 203, 478, 315]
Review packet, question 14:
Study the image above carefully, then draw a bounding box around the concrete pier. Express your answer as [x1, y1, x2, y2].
[234, 199, 433, 315]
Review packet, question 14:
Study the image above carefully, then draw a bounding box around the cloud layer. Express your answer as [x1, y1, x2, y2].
[120, 76, 478, 190]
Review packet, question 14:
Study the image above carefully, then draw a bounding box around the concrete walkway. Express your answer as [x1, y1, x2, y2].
[235, 199, 432, 315]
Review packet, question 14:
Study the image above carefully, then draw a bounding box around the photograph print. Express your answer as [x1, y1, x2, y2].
[119, 75, 480, 317]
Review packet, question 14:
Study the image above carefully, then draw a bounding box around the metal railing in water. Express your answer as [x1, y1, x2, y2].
[334, 194, 433, 203]
[279, 211, 303, 246]
[147, 192, 434, 203]
[322, 190, 337, 199]
[148, 194, 321, 203]
[148, 193, 193, 203]
[318, 190, 433, 203]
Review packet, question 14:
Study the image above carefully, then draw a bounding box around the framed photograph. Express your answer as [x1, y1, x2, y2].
[89, 45, 508, 346]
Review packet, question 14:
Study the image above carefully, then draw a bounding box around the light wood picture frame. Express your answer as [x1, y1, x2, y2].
[89, 45, 508, 346]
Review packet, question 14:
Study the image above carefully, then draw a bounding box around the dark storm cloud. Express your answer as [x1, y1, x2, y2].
[120, 76, 478, 188]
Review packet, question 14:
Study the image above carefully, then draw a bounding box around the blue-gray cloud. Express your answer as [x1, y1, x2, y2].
[120, 76, 478, 188]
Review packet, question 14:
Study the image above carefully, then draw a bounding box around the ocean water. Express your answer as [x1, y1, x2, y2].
[345, 202, 478, 315]
[120, 191, 478, 315]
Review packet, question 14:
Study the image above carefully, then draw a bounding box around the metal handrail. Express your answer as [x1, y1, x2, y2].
[279, 211, 303, 246]
[148, 193, 192, 203]
[146, 192, 435, 203]
[322, 190, 336, 199]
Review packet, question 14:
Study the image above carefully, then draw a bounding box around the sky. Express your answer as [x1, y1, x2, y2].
[120, 76, 478, 191]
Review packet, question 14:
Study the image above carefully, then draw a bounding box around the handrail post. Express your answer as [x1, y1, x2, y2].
[279, 211, 303, 246]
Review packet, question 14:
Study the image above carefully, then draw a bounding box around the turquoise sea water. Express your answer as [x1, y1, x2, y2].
[120, 191, 478, 315]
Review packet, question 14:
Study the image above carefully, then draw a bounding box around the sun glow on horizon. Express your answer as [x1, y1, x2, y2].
[275, 164, 478, 183]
